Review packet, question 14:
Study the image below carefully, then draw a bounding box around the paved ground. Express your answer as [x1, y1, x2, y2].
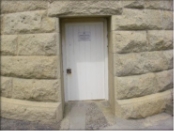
[104, 113, 173, 130]
[1, 100, 173, 130]
[1, 118, 59, 130]
[60, 101, 111, 130]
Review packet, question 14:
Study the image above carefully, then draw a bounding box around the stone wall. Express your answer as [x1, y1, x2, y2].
[0, 0, 173, 124]
[0, 0, 62, 124]
[110, 1, 173, 118]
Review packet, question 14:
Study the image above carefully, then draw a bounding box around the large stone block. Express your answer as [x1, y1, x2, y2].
[111, 31, 173, 53]
[1, 11, 56, 34]
[13, 78, 61, 102]
[145, 0, 173, 11]
[123, 0, 173, 10]
[112, 9, 172, 30]
[18, 33, 58, 56]
[111, 31, 147, 53]
[1, 56, 59, 79]
[48, 1, 122, 16]
[148, 31, 173, 51]
[114, 51, 172, 76]
[0, 77, 13, 98]
[115, 89, 172, 119]
[115, 73, 157, 99]
[155, 70, 173, 92]
[115, 70, 173, 99]
[1, 97, 62, 125]
[1, 35, 17, 55]
[1, 1, 47, 14]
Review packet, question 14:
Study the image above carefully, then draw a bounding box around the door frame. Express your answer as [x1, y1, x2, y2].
[61, 18, 108, 102]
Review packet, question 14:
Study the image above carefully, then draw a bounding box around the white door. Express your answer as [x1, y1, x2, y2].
[63, 20, 108, 101]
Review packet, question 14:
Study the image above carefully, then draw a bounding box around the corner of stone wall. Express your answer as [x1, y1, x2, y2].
[107, 16, 116, 113]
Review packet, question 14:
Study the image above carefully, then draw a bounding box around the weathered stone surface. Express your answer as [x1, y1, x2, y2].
[115, 70, 173, 99]
[145, 0, 173, 11]
[111, 31, 173, 53]
[123, 0, 144, 9]
[115, 73, 157, 99]
[1, 56, 59, 79]
[18, 33, 58, 56]
[155, 70, 173, 92]
[115, 89, 172, 119]
[1, 1, 47, 14]
[163, 50, 173, 69]
[12, 78, 61, 102]
[1, 11, 56, 34]
[41, 17, 58, 33]
[123, 0, 173, 10]
[148, 31, 173, 51]
[1, 35, 17, 55]
[48, 1, 122, 16]
[0, 77, 13, 98]
[114, 51, 172, 76]
[112, 31, 147, 53]
[112, 9, 173, 30]
[1, 97, 62, 124]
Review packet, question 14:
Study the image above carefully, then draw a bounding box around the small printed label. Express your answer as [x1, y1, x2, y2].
[78, 31, 91, 41]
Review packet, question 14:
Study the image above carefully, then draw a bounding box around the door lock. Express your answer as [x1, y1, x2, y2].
[67, 69, 71, 74]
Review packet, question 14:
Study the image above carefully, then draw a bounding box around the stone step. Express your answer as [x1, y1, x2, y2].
[115, 89, 172, 119]
[1, 97, 62, 125]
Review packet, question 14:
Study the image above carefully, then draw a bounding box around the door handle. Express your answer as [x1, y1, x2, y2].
[67, 69, 71, 74]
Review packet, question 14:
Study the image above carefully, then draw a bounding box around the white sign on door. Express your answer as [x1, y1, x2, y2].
[78, 31, 91, 41]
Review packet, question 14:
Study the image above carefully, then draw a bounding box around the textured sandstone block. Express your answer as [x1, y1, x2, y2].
[0, 77, 13, 98]
[115, 73, 158, 99]
[115, 89, 172, 119]
[1, 56, 59, 79]
[145, 0, 173, 11]
[13, 78, 61, 102]
[111, 31, 173, 53]
[114, 51, 172, 76]
[18, 33, 58, 56]
[112, 9, 172, 30]
[148, 31, 173, 51]
[155, 70, 173, 92]
[123, 0, 173, 10]
[111, 31, 147, 53]
[1, 97, 62, 124]
[48, 1, 122, 16]
[1, 1, 47, 14]
[2, 11, 56, 34]
[115, 70, 173, 99]
[1, 35, 17, 55]
[41, 17, 58, 33]
[122, 0, 144, 9]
